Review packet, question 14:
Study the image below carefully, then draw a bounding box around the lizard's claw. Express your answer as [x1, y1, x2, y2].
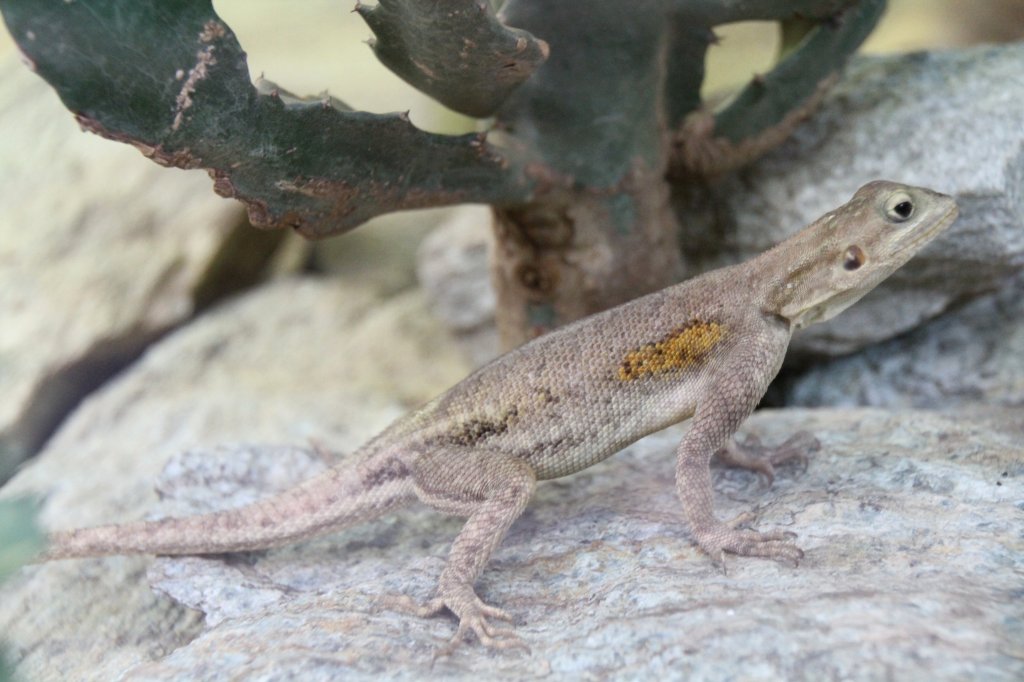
[436, 608, 529, 659]
[693, 513, 804, 572]
[381, 587, 529, 655]
[435, 587, 529, 655]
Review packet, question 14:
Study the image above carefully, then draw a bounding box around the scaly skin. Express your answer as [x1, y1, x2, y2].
[40, 181, 959, 651]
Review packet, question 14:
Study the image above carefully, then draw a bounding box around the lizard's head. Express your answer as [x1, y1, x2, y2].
[770, 180, 959, 330]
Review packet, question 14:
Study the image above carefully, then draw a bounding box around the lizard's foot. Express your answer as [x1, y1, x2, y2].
[381, 585, 529, 655]
[715, 431, 819, 487]
[692, 512, 804, 571]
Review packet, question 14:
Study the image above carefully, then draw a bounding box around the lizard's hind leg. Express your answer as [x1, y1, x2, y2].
[386, 448, 536, 653]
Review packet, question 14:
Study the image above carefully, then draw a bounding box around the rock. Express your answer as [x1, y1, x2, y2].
[788, 272, 1024, 409]
[417, 205, 500, 365]
[5, 407, 1022, 680]
[676, 44, 1024, 357]
[0, 277, 469, 681]
[0, 54, 287, 480]
[311, 206, 462, 299]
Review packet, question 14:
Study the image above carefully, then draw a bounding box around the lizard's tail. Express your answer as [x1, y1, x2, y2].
[39, 448, 416, 561]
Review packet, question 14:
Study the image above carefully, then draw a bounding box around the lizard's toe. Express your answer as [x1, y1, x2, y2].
[695, 521, 804, 569]
[718, 431, 819, 487]
[435, 616, 529, 659]
[377, 593, 447, 618]
[417, 583, 530, 655]
[472, 597, 515, 623]
[385, 587, 528, 655]
[769, 431, 819, 473]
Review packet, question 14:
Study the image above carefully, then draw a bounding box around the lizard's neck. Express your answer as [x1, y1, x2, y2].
[739, 212, 850, 330]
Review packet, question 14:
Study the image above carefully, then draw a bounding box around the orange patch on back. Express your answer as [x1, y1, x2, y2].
[618, 320, 725, 381]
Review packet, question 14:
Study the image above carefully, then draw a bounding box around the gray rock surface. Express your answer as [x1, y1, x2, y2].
[789, 272, 1024, 408]
[417, 205, 500, 365]
[676, 44, 1024, 357]
[0, 54, 269, 480]
[0, 277, 469, 682]
[5, 407, 1022, 680]
[311, 206, 461, 298]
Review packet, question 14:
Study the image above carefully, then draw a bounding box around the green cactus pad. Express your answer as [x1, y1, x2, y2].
[712, 0, 887, 143]
[1, 0, 534, 237]
[357, 0, 549, 118]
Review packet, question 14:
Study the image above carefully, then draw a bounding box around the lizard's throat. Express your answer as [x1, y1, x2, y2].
[785, 288, 865, 330]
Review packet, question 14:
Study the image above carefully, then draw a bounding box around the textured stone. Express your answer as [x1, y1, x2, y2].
[788, 272, 1024, 408]
[0, 278, 468, 681]
[417, 205, 500, 365]
[312, 206, 461, 299]
[0, 54, 274, 479]
[4, 404, 1022, 680]
[676, 44, 1024, 357]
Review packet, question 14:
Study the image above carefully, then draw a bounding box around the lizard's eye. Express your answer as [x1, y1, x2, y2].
[844, 245, 866, 271]
[884, 191, 914, 222]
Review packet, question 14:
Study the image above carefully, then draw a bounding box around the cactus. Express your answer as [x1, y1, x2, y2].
[1, 0, 885, 346]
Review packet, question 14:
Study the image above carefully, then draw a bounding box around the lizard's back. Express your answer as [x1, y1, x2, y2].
[382, 262, 775, 480]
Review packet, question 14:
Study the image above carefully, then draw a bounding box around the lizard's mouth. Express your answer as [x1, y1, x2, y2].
[899, 203, 959, 257]
[794, 288, 861, 328]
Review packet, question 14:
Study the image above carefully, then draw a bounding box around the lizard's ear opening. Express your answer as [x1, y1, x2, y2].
[884, 191, 915, 222]
[843, 245, 866, 271]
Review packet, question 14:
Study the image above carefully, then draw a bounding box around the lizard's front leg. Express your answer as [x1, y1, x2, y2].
[393, 448, 536, 652]
[676, 333, 803, 568]
[677, 407, 804, 568]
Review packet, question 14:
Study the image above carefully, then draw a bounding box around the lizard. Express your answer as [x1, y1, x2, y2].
[37, 180, 958, 651]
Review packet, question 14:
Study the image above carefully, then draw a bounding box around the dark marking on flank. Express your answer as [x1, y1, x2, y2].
[363, 457, 412, 489]
[445, 406, 521, 447]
